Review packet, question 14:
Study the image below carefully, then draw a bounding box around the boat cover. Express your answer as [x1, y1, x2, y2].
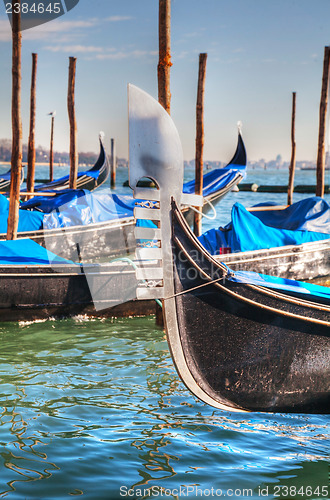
[198, 201, 330, 254]
[225, 267, 330, 301]
[41, 191, 137, 229]
[0, 239, 75, 265]
[0, 194, 44, 233]
[250, 197, 330, 234]
[20, 189, 87, 212]
[0, 169, 11, 181]
[182, 165, 246, 197]
[44, 169, 100, 184]
[22, 190, 155, 230]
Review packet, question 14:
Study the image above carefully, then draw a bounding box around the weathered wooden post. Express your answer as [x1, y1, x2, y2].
[316, 46, 330, 198]
[110, 138, 116, 189]
[26, 52, 38, 198]
[287, 91, 296, 205]
[7, 0, 22, 240]
[194, 53, 208, 237]
[48, 111, 56, 182]
[68, 57, 78, 189]
[156, 0, 172, 326]
[158, 0, 172, 113]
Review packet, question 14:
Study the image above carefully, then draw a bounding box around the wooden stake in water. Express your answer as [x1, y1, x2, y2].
[68, 57, 78, 189]
[7, 0, 22, 241]
[194, 53, 208, 237]
[26, 52, 38, 198]
[158, 0, 172, 113]
[48, 111, 56, 182]
[110, 138, 116, 189]
[287, 91, 296, 205]
[316, 46, 330, 198]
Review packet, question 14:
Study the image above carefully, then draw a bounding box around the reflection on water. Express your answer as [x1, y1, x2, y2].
[0, 169, 329, 498]
[0, 317, 329, 499]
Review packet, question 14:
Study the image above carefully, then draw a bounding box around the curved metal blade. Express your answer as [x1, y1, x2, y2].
[128, 84, 184, 201]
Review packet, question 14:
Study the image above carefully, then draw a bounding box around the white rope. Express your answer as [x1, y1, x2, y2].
[188, 198, 217, 220]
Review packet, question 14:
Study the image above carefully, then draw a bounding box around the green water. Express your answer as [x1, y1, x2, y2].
[0, 167, 329, 498]
[0, 317, 329, 499]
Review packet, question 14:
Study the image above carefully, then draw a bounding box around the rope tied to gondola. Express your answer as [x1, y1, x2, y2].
[163, 271, 231, 301]
[187, 198, 217, 220]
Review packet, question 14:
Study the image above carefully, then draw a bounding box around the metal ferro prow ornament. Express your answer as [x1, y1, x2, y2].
[128, 83, 203, 302]
[128, 85, 237, 410]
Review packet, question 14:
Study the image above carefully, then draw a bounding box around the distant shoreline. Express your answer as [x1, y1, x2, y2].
[0, 162, 92, 167]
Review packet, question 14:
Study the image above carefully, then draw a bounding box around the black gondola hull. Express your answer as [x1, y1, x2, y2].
[167, 203, 330, 414]
[0, 216, 136, 262]
[0, 263, 155, 322]
[31, 138, 109, 192]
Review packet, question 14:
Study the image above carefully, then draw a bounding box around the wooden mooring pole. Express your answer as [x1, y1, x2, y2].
[316, 46, 330, 198]
[26, 52, 37, 198]
[287, 91, 296, 205]
[110, 138, 116, 189]
[68, 57, 78, 189]
[158, 0, 172, 113]
[157, 0, 172, 326]
[7, 1, 22, 240]
[194, 53, 208, 237]
[49, 111, 55, 182]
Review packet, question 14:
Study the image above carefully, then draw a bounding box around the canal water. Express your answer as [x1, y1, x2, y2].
[0, 165, 329, 499]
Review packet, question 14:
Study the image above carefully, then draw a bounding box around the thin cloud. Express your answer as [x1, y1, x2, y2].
[93, 49, 157, 61]
[23, 19, 97, 40]
[0, 18, 100, 42]
[0, 15, 132, 43]
[0, 20, 11, 42]
[45, 44, 108, 53]
[105, 16, 133, 22]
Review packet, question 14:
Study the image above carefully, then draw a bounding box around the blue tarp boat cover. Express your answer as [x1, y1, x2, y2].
[198, 198, 330, 255]
[0, 194, 44, 233]
[43, 168, 100, 185]
[0, 169, 11, 181]
[21, 189, 87, 213]
[20, 190, 136, 230]
[0, 239, 74, 265]
[183, 164, 246, 197]
[226, 267, 330, 301]
[41, 191, 137, 229]
[250, 196, 330, 234]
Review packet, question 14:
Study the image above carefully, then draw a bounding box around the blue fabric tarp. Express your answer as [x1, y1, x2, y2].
[250, 196, 330, 234]
[198, 199, 330, 255]
[0, 239, 75, 265]
[183, 164, 246, 197]
[0, 194, 44, 233]
[0, 169, 11, 181]
[42, 169, 99, 185]
[41, 191, 136, 229]
[226, 267, 330, 301]
[21, 189, 87, 212]
[20, 190, 137, 230]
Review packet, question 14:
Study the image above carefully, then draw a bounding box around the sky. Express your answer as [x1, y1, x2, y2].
[0, 0, 330, 162]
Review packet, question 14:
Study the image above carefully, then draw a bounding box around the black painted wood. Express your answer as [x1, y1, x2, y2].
[169, 201, 330, 414]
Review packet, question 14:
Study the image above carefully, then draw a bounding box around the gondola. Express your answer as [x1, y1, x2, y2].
[0, 133, 245, 261]
[30, 137, 109, 192]
[201, 198, 330, 281]
[0, 166, 24, 192]
[129, 84, 330, 414]
[182, 130, 246, 223]
[0, 238, 155, 322]
[7, 190, 137, 262]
